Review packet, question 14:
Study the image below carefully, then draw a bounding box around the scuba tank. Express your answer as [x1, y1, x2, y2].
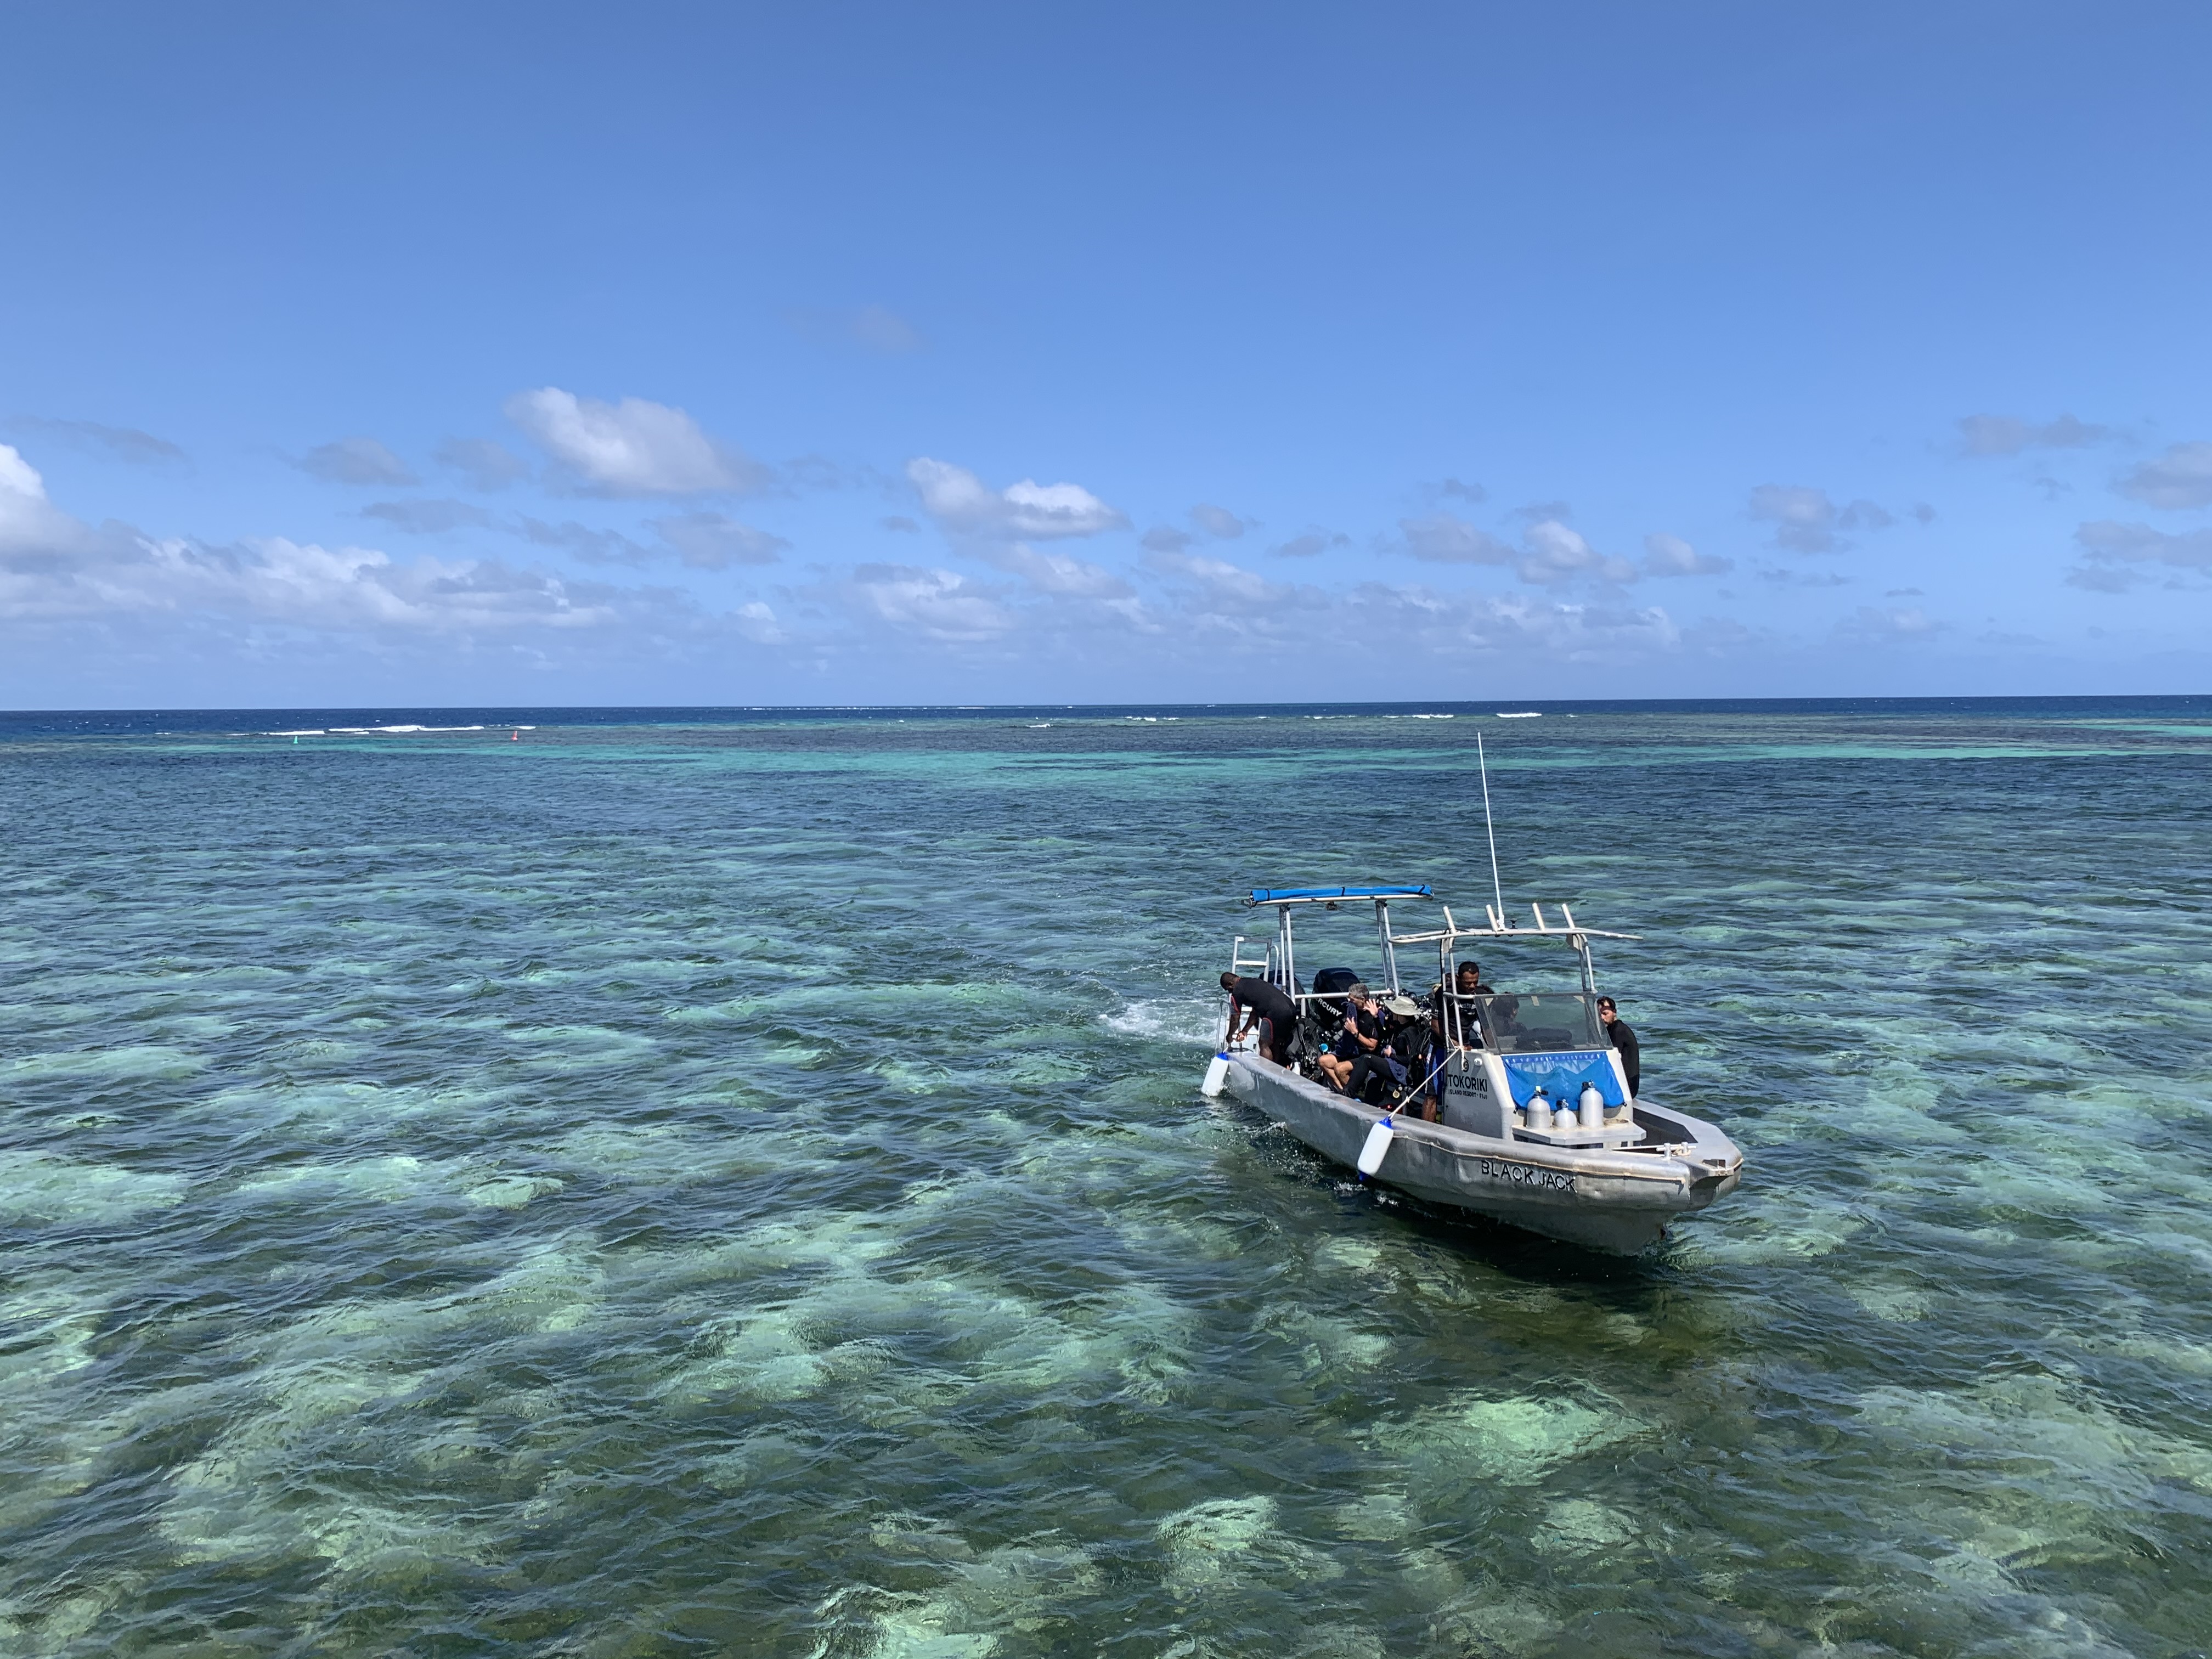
[1524, 1086, 1549, 1131]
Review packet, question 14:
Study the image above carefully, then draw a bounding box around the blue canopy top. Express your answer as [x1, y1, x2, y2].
[1247, 884, 1433, 906]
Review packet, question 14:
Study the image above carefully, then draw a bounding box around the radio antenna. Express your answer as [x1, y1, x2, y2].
[1477, 729, 1505, 918]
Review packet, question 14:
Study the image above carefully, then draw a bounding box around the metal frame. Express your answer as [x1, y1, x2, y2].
[1224, 887, 1640, 1060]
[1233, 888, 1435, 1004]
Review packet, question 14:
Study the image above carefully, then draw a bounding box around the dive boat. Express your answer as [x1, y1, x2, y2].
[1203, 884, 1743, 1255]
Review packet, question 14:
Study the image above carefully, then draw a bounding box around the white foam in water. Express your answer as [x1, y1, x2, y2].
[1103, 996, 1222, 1046]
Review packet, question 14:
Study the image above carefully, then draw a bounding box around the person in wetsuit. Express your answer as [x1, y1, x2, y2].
[1598, 996, 1640, 1097]
[1422, 961, 1494, 1119]
[1313, 983, 1381, 1092]
[1344, 992, 1412, 1105]
[1221, 971, 1299, 1065]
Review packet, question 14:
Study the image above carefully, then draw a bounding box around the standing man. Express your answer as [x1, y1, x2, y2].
[1221, 970, 1300, 1066]
[1598, 996, 1640, 1098]
[1423, 961, 1493, 1120]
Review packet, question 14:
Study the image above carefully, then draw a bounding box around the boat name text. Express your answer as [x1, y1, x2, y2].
[1477, 1158, 1576, 1193]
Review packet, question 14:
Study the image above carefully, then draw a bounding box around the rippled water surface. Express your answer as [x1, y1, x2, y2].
[3, 699, 2210, 1657]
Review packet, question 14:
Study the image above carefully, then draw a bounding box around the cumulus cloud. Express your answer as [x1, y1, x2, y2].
[905, 458, 1126, 540]
[1272, 531, 1351, 558]
[518, 517, 657, 566]
[1641, 533, 1732, 577]
[1401, 512, 1511, 565]
[1401, 511, 1668, 585]
[297, 436, 416, 487]
[980, 544, 1133, 598]
[651, 511, 789, 569]
[2115, 441, 2212, 510]
[0, 444, 101, 565]
[2067, 519, 2212, 590]
[1141, 525, 1193, 553]
[2, 417, 185, 466]
[1747, 486, 1894, 552]
[1438, 477, 1485, 503]
[1748, 485, 1837, 552]
[505, 388, 768, 496]
[1516, 519, 1637, 585]
[1189, 503, 1249, 539]
[435, 436, 530, 491]
[0, 443, 623, 633]
[362, 499, 493, 534]
[848, 563, 1017, 640]
[1956, 413, 2108, 456]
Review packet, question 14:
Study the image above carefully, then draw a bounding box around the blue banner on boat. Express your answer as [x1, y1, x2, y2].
[1500, 1050, 1624, 1108]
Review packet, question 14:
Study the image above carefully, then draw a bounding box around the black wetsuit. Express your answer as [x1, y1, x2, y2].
[1606, 1017, 1641, 1096]
[1230, 976, 1299, 1063]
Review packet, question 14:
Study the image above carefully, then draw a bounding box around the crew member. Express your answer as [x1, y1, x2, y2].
[1598, 996, 1640, 1097]
[1423, 961, 1493, 1119]
[1220, 970, 1299, 1066]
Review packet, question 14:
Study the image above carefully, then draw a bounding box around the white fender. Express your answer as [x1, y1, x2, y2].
[1357, 1115, 1396, 1177]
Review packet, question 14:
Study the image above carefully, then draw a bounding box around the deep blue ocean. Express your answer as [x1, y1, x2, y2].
[3, 698, 2209, 1657]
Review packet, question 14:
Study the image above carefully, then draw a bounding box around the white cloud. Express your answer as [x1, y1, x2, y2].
[2, 417, 185, 466]
[1641, 533, 1731, 577]
[2115, 441, 2212, 510]
[1748, 484, 1838, 552]
[1189, 503, 1249, 539]
[652, 511, 789, 569]
[983, 544, 1133, 597]
[1141, 525, 1193, 553]
[2068, 518, 2212, 590]
[1956, 413, 2107, 456]
[848, 563, 1019, 640]
[1517, 519, 1637, 585]
[1401, 512, 1511, 565]
[1402, 511, 1645, 585]
[1272, 531, 1350, 558]
[435, 436, 530, 490]
[505, 388, 768, 496]
[905, 458, 1126, 539]
[519, 517, 657, 566]
[362, 499, 494, 534]
[297, 436, 416, 487]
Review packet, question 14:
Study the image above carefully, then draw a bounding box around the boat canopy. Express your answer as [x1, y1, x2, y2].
[1247, 884, 1433, 907]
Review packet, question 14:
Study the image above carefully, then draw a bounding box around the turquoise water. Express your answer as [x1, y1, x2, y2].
[3, 701, 2209, 1657]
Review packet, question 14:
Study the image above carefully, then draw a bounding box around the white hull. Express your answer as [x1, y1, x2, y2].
[1218, 1052, 1742, 1255]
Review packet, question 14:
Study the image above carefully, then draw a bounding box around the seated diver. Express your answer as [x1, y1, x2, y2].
[1344, 995, 1413, 1105]
[1313, 983, 1382, 1093]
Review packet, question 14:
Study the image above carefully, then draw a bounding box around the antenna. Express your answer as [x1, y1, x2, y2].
[1477, 730, 1505, 918]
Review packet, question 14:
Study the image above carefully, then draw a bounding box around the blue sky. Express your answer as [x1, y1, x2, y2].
[3, 1, 2209, 707]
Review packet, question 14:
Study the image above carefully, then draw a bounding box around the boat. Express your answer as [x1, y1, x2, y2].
[1202, 884, 1743, 1254]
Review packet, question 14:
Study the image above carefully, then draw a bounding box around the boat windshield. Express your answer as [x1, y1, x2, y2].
[1475, 991, 1605, 1054]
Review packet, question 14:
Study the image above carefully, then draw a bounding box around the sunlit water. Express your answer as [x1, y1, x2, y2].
[3, 698, 2209, 1658]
